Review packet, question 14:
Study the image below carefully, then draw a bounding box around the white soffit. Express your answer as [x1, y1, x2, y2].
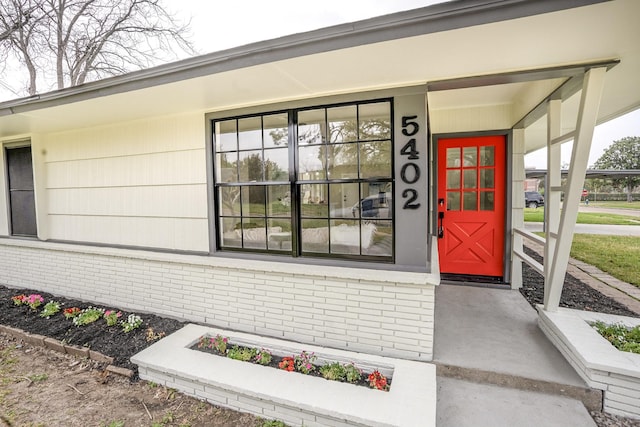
[0, 0, 638, 137]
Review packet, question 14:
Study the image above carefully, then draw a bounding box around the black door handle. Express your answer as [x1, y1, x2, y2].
[438, 211, 444, 239]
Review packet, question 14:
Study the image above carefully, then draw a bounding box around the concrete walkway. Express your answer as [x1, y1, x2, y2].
[434, 284, 599, 427]
[525, 222, 640, 236]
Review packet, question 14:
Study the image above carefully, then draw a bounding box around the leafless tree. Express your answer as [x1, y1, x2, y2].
[0, 0, 195, 96]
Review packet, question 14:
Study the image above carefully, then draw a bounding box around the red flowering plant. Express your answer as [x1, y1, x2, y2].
[103, 310, 122, 326]
[26, 294, 44, 310]
[278, 356, 295, 372]
[11, 295, 27, 306]
[63, 307, 81, 319]
[368, 370, 389, 391]
[294, 351, 316, 374]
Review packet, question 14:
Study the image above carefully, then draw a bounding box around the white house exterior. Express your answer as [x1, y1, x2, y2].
[1, 0, 639, 362]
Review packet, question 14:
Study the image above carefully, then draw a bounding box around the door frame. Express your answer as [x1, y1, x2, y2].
[431, 130, 513, 283]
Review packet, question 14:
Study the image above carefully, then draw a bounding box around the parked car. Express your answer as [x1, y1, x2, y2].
[525, 191, 544, 208]
[352, 193, 392, 218]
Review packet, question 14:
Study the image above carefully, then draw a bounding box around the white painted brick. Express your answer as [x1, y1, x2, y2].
[609, 385, 640, 399]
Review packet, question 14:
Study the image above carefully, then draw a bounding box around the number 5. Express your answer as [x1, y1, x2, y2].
[401, 115, 419, 137]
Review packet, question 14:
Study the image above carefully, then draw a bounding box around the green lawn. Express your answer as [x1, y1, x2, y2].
[524, 208, 640, 225]
[570, 234, 640, 287]
[586, 201, 640, 210]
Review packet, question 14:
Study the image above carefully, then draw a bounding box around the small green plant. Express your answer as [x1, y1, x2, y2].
[227, 346, 257, 362]
[102, 421, 125, 427]
[319, 362, 345, 381]
[103, 310, 122, 326]
[593, 321, 640, 353]
[254, 348, 272, 365]
[73, 307, 105, 326]
[262, 420, 288, 427]
[26, 294, 44, 310]
[121, 314, 143, 332]
[146, 328, 166, 342]
[28, 373, 48, 382]
[343, 362, 363, 384]
[197, 334, 228, 354]
[63, 307, 81, 319]
[40, 301, 61, 318]
[11, 294, 27, 306]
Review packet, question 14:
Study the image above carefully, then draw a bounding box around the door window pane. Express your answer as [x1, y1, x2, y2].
[480, 169, 494, 189]
[463, 192, 477, 211]
[263, 113, 288, 148]
[480, 146, 495, 166]
[446, 148, 460, 167]
[238, 117, 262, 150]
[447, 192, 460, 211]
[215, 120, 237, 152]
[464, 170, 477, 189]
[447, 170, 460, 189]
[480, 191, 495, 211]
[358, 102, 391, 140]
[463, 147, 477, 166]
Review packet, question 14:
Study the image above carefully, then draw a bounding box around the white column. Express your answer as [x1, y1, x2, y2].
[544, 67, 606, 311]
[511, 128, 525, 289]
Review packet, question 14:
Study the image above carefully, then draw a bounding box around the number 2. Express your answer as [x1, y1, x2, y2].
[402, 189, 420, 209]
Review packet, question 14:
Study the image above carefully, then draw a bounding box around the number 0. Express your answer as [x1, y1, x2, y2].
[400, 163, 420, 184]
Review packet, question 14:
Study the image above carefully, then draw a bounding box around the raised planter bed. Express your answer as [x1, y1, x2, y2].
[132, 324, 436, 427]
[538, 306, 640, 419]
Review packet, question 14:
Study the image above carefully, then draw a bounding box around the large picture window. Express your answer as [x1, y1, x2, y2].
[213, 99, 393, 260]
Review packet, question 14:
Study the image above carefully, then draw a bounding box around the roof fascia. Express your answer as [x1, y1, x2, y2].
[0, 0, 607, 117]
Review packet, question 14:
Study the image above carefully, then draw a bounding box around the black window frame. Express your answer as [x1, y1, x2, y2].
[212, 98, 395, 262]
[4, 144, 38, 238]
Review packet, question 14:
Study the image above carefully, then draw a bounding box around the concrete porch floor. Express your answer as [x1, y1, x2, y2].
[434, 283, 599, 427]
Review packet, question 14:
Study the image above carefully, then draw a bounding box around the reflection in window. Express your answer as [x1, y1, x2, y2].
[214, 100, 393, 259]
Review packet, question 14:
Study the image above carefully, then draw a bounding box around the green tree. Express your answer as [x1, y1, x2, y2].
[593, 136, 640, 202]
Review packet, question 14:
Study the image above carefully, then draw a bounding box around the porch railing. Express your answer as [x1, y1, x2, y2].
[513, 228, 544, 274]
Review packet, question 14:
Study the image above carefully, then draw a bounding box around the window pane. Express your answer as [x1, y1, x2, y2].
[329, 183, 359, 218]
[331, 220, 361, 254]
[298, 109, 325, 145]
[264, 148, 289, 181]
[220, 217, 241, 248]
[267, 185, 290, 217]
[239, 150, 263, 181]
[301, 219, 329, 253]
[300, 184, 327, 217]
[263, 113, 288, 148]
[360, 141, 392, 178]
[463, 169, 477, 189]
[327, 143, 358, 180]
[328, 105, 357, 143]
[447, 192, 460, 211]
[463, 147, 477, 166]
[480, 169, 494, 189]
[359, 102, 391, 140]
[298, 145, 326, 180]
[480, 191, 494, 211]
[363, 220, 392, 257]
[267, 219, 291, 250]
[219, 187, 240, 216]
[215, 120, 237, 152]
[359, 183, 392, 219]
[480, 146, 495, 166]
[241, 186, 265, 217]
[463, 192, 477, 211]
[242, 219, 266, 249]
[238, 117, 262, 150]
[216, 152, 238, 182]
[446, 148, 460, 167]
[447, 170, 460, 189]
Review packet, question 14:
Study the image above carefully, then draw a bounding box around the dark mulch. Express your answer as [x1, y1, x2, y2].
[0, 285, 185, 375]
[519, 246, 638, 317]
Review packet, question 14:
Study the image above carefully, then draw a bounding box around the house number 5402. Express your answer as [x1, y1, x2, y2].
[400, 115, 421, 210]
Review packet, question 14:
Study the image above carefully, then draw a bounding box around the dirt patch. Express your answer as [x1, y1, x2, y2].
[0, 333, 263, 427]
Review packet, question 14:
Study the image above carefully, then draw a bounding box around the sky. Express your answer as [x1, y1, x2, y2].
[1, 0, 637, 165]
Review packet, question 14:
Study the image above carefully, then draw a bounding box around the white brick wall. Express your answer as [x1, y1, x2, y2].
[0, 239, 436, 361]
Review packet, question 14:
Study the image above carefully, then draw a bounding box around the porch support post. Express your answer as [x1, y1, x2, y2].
[543, 99, 562, 305]
[511, 128, 525, 289]
[544, 67, 606, 311]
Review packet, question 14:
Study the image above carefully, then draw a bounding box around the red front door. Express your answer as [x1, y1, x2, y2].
[437, 135, 506, 278]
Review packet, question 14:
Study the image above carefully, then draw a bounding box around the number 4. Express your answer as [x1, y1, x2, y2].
[400, 139, 419, 159]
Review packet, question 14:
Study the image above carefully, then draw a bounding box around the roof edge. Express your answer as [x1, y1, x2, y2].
[0, 0, 608, 117]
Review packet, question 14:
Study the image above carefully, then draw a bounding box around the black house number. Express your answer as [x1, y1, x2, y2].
[400, 115, 421, 210]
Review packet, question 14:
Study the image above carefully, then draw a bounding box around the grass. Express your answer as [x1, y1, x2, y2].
[524, 208, 640, 225]
[585, 201, 640, 210]
[592, 321, 640, 353]
[570, 234, 640, 287]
